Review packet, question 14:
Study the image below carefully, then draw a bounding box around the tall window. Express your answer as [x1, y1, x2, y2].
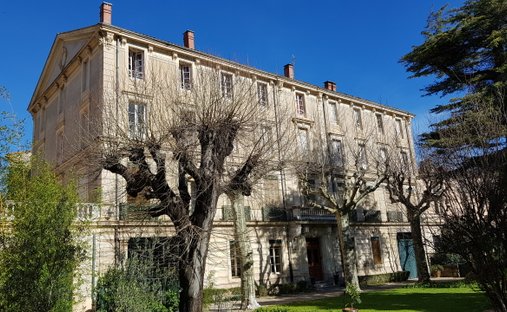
[257, 82, 268, 106]
[128, 49, 144, 79]
[269, 240, 282, 274]
[80, 109, 89, 149]
[221, 73, 233, 98]
[180, 63, 192, 89]
[296, 93, 306, 116]
[379, 147, 388, 164]
[328, 102, 338, 125]
[358, 143, 367, 169]
[230, 241, 241, 277]
[354, 108, 363, 130]
[128, 103, 146, 139]
[82, 59, 89, 92]
[376, 114, 384, 134]
[371, 236, 382, 265]
[297, 127, 309, 153]
[396, 119, 404, 138]
[260, 125, 272, 146]
[330, 139, 343, 167]
[57, 130, 64, 164]
[400, 150, 409, 167]
[58, 87, 66, 115]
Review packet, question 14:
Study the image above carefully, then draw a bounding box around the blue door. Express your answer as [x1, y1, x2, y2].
[397, 237, 418, 279]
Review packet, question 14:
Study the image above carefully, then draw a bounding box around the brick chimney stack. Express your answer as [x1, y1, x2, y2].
[183, 30, 195, 49]
[284, 64, 294, 79]
[324, 81, 337, 92]
[100, 2, 112, 25]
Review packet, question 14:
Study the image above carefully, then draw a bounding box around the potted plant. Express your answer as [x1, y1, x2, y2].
[430, 264, 444, 278]
[342, 283, 361, 312]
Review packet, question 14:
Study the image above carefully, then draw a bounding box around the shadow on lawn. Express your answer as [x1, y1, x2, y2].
[288, 289, 489, 312]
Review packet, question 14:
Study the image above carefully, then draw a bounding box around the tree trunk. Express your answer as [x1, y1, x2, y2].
[336, 211, 361, 290]
[176, 184, 219, 312]
[230, 193, 260, 310]
[408, 210, 431, 283]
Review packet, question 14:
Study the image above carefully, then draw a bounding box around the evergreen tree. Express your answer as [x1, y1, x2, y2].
[402, 0, 506, 149]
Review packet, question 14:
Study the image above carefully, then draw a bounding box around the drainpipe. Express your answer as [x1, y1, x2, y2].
[114, 36, 120, 266]
[272, 79, 294, 283]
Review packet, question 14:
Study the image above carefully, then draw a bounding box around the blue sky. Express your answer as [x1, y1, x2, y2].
[0, 0, 464, 145]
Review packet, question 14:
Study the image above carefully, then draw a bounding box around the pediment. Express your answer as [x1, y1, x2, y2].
[29, 25, 99, 111]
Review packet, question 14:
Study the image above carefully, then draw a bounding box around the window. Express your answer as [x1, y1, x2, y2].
[371, 236, 382, 265]
[376, 114, 384, 134]
[57, 130, 64, 164]
[260, 125, 272, 146]
[58, 87, 66, 115]
[297, 127, 309, 153]
[354, 108, 362, 130]
[221, 72, 233, 98]
[128, 103, 146, 139]
[395, 119, 404, 138]
[296, 93, 306, 116]
[257, 82, 268, 106]
[358, 143, 367, 169]
[79, 109, 89, 149]
[328, 102, 338, 125]
[330, 139, 343, 167]
[82, 59, 89, 92]
[128, 49, 144, 79]
[400, 150, 409, 167]
[379, 147, 388, 164]
[180, 63, 192, 89]
[269, 240, 282, 274]
[230, 241, 241, 277]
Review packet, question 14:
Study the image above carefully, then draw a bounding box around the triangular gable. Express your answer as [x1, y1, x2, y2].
[29, 25, 99, 112]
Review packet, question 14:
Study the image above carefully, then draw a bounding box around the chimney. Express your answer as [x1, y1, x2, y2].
[183, 30, 195, 49]
[100, 2, 112, 25]
[284, 64, 294, 79]
[324, 81, 337, 92]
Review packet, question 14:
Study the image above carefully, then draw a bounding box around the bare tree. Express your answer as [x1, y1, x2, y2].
[433, 97, 507, 311]
[384, 147, 444, 283]
[297, 123, 386, 290]
[97, 67, 292, 312]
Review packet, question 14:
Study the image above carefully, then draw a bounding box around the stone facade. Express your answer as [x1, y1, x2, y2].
[28, 4, 442, 311]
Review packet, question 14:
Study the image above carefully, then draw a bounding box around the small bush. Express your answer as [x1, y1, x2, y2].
[257, 284, 268, 297]
[358, 271, 409, 287]
[255, 307, 289, 312]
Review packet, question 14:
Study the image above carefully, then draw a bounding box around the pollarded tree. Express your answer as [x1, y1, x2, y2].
[402, 0, 507, 149]
[99, 67, 292, 312]
[297, 123, 386, 290]
[384, 148, 444, 283]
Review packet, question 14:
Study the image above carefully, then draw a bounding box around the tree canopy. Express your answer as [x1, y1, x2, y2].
[402, 0, 507, 149]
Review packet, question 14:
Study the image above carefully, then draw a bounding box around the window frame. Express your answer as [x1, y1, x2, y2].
[295, 93, 306, 116]
[395, 119, 404, 139]
[297, 127, 310, 153]
[257, 82, 269, 107]
[328, 101, 339, 125]
[330, 138, 344, 167]
[179, 62, 192, 90]
[354, 108, 363, 130]
[229, 240, 241, 277]
[128, 49, 144, 79]
[269, 239, 283, 274]
[358, 143, 368, 169]
[128, 102, 147, 140]
[56, 129, 64, 164]
[376, 113, 384, 134]
[221, 72, 234, 98]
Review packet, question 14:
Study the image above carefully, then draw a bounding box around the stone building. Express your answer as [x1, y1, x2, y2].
[28, 3, 441, 310]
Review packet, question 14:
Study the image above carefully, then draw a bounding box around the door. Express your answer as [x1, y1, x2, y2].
[397, 233, 418, 279]
[306, 237, 323, 282]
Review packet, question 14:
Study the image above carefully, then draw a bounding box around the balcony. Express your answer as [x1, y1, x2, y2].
[119, 203, 158, 221]
[387, 210, 404, 223]
[222, 205, 252, 221]
[350, 208, 382, 223]
[290, 207, 336, 222]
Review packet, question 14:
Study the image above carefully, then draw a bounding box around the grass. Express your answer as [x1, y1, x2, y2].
[257, 285, 490, 312]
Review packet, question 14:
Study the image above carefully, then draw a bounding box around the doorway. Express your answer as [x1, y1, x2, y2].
[306, 237, 323, 282]
[397, 232, 418, 279]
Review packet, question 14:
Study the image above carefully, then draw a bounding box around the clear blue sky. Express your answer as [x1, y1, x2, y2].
[0, 0, 464, 145]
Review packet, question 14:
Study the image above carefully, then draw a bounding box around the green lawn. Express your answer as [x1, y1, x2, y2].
[258, 286, 490, 312]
